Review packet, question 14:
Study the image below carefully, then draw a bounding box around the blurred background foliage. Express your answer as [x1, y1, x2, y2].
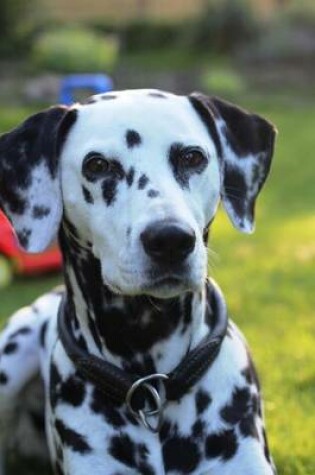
[33, 27, 119, 72]
[0, 0, 314, 98]
[0, 1, 314, 474]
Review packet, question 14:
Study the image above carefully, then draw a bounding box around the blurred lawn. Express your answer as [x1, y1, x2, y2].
[0, 101, 314, 474]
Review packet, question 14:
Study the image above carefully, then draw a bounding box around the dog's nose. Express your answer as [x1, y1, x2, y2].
[141, 221, 196, 264]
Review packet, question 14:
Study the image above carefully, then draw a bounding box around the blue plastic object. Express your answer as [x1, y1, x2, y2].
[59, 74, 113, 105]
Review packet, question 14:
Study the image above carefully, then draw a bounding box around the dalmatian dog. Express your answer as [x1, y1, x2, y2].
[0, 89, 277, 475]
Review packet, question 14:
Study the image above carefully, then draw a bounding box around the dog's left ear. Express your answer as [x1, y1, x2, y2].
[0, 106, 77, 252]
[189, 92, 277, 233]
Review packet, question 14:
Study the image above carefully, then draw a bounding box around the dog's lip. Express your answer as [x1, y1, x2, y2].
[142, 274, 187, 290]
[151, 276, 181, 285]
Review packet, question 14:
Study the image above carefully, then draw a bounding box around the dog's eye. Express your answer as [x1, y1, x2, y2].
[182, 148, 206, 168]
[83, 154, 110, 178]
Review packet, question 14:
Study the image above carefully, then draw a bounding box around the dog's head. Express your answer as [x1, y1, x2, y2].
[0, 90, 276, 298]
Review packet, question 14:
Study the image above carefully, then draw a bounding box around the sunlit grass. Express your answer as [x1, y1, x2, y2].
[0, 101, 314, 474]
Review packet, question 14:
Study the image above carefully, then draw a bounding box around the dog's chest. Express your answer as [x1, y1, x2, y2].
[44, 321, 257, 475]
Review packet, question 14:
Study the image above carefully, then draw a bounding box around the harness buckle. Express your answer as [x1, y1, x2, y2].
[126, 373, 169, 433]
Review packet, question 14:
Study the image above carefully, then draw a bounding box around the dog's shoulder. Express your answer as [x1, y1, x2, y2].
[0, 286, 63, 396]
[196, 319, 261, 432]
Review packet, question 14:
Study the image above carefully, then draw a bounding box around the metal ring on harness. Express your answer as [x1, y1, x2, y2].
[125, 374, 169, 433]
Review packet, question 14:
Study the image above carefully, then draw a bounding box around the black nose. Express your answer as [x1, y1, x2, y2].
[141, 221, 196, 265]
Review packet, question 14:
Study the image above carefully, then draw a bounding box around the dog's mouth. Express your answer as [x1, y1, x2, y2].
[108, 260, 204, 298]
[141, 272, 196, 299]
[145, 275, 183, 289]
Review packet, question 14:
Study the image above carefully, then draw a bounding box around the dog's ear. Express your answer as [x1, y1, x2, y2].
[0, 106, 77, 252]
[189, 92, 277, 233]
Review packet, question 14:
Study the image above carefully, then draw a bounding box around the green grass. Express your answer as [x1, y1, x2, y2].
[0, 101, 315, 474]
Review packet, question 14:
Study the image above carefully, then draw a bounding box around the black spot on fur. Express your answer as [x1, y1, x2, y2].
[196, 389, 212, 414]
[40, 320, 48, 348]
[9, 326, 31, 339]
[0, 372, 8, 384]
[84, 98, 97, 104]
[126, 167, 135, 187]
[82, 186, 94, 204]
[100, 160, 125, 206]
[205, 429, 238, 460]
[56, 108, 78, 158]
[262, 427, 272, 463]
[50, 362, 62, 409]
[91, 388, 126, 428]
[159, 419, 172, 442]
[181, 293, 193, 334]
[101, 94, 117, 100]
[55, 418, 91, 454]
[1, 189, 27, 215]
[109, 434, 154, 474]
[222, 165, 248, 220]
[3, 342, 18, 355]
[87, 311, 103, 354]
[102, 179, 117, 206]
[220, 386, 251, 424]
[126, 130, 141, 149]
[59, 375, 86, 407]
[50, 351, 85, 408]
[147, 189, 159, 198]
[148, 92, 168, 99]
[63, 217, 80, 241]
[169, 143, 207, 189]
[163, 436, 201, 473]
[241, 354, 261, 390]
[192, 419, 205, 439]
[32, 205, 51, 219]
[220, 386, 260, 441]
[140, 460, 155, 474]
[94, 296, 182, 358]
[239, 414, 259, 439]
[17, 228, 32, 248]
[138, 174, 149, 190]
[109, 434, 137, 468]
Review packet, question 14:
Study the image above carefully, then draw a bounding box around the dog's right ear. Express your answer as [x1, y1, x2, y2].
[0, 106, 77, 252]
[189, 93, 277, 233]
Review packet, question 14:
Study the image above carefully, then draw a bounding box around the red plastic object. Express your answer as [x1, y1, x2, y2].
[0, 211, 62, 275]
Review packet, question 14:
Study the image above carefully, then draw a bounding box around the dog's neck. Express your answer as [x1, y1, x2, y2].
[59, 225, 210, 375]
